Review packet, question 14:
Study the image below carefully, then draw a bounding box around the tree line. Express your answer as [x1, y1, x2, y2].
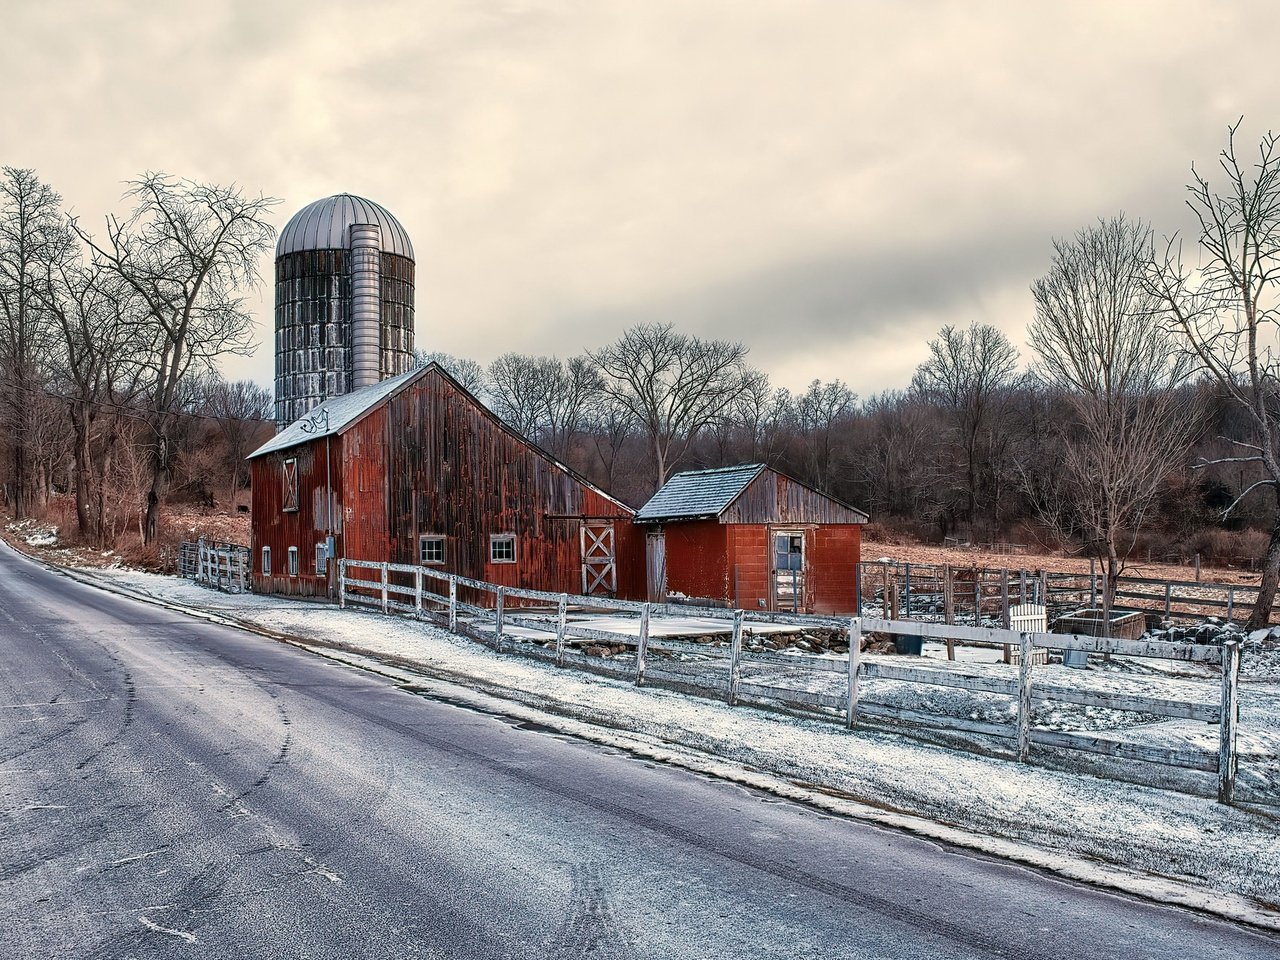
[4, 122, 1280, 625]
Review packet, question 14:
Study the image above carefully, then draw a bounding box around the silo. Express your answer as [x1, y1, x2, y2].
[273, 194, 415, 428]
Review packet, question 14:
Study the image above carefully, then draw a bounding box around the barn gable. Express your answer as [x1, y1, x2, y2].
[636, 464, 867, 526]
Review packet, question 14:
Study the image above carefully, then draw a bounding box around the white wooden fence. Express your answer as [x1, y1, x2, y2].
[338, 558, 1244, 805]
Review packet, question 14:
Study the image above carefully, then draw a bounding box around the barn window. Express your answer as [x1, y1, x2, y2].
[419, 535, 445, 565]
[261, 546, 271, 577]
[489, 534, 517, 564]
[288, 546, 299, 576]
[282, 458, 299, 512]
[315, 543, 328, 575]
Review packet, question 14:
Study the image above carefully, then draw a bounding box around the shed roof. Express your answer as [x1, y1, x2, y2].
[248, 366, 424, 459]
[635, 464, 767, 522]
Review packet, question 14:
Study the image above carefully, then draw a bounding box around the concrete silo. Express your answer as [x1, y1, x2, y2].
[273, 194, 415, 428]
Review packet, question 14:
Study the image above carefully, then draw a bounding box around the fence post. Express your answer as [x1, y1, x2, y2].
[943, 565, 954, 625]
[1218, 639, 1241, 804]
[495, 586, 506, 651]
[1016, 631, 1034, 763]
[635, 602, 651, 685]
[1194, 552, 1201, 582]
[903, 563, 912, 619]
[448, 575, 458, 633]
[414, 567, 423, 616]
[555, 593, 569, 665]
[339, 559, 347, 608]
[1164, 582, 1172, 619]
[846, 616, 862, 729]
[1001, 569, 1011, 628]
[197, 537, 205, 583]
[380, 562, 389, 614]
[728, 609, 745, 705]
[1089, 558, 1097, 608]
[1227, 588, 1235, 623]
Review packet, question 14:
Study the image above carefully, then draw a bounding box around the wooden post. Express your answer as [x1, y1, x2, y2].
[889, 580, 900, 620]
[635, 602, 651, 685]
[380, 562, 389, 614]
[495, 586, 506, 651]
[555, 594, 568, 665]
[1000, 569, 1010, 628]
[1089, 558, 1098, 608]
[903, 563, 912, 619]
[728, 609, 745, 704]
[1164, 582, 1172, 619]
[1195, 552, 1202, 582]
[339, 559, 347, 608]
[854, 563, 863, 616]
[1227, 587, 1235, 623]
[448, 575, 458, 633]
[1019, 569, 1028, 605]
[1039, 570, 1048, 608]
[1016, 631, 1034, 763]
[882, 563, 891, 616]
[943, 565, 955, 625]
[414, 567, 423, 616]
[974, 574, 981, 627]
[1218, 639, 1241, 804]
[846, 616, 862, 729]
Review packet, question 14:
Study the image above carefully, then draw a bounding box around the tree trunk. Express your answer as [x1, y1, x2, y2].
[143, 423, 172, 545]
[1247, 512, 1280, 630]
[69, 402, 93, 540]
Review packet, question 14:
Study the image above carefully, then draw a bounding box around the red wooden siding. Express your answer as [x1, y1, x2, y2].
[720, 471, 865, 525]
[661, 520, 730, 603]
[251, 439, 342, 598]
[806, 523, 861, 614]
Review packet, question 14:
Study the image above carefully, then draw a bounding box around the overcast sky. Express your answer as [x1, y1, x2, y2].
[4, 1, 1274, 396]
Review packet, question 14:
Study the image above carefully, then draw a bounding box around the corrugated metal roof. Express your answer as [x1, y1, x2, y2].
[276, 193, 414, 259]
[635, 464, 767, 522]
[249, 366, 425, 458]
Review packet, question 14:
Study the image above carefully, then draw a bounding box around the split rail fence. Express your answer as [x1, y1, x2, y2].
[339, 558, 1244, 804]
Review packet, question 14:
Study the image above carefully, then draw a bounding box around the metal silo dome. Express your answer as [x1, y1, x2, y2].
[273, 194, 416, 429]
[276, 193, 415, 259]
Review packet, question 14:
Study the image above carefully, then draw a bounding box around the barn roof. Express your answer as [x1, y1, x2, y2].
[635, 464, 767, 522]
[248, 366, 424, 459]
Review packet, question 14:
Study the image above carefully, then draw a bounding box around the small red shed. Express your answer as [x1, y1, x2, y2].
[247, 363, 644, 601]
[635, 464, 868, 614]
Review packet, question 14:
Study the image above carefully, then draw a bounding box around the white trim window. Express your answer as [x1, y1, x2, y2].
[489, 534, 517, 564]
[261, 546, 271, 577]
[419, 535, 445, 565]
[288, 546, 299, 576]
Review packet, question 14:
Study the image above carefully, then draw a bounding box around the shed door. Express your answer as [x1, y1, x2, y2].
[646, 531, 667, 603]
[581, 521, 617, 596]
[772, 531, 806, 613]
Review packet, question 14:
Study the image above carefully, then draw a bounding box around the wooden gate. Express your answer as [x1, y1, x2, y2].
[772, 530, 806, 613]
[581, 521, 617, 596]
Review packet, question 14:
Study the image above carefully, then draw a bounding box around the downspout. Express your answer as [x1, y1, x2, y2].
[326, 433, 334, 599]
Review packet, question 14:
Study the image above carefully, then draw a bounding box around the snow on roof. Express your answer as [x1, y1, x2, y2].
[248, 366, 424, 459]
[635, 464, 767, 523]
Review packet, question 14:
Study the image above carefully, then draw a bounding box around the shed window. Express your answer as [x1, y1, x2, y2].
[283, 458, 299, 512]
[288, 546, 299, 576]
[315, 543, 328, 576]
[420, 535, 445, 565]
[489, 534, 517, 564]
[261, 546, 271, 577]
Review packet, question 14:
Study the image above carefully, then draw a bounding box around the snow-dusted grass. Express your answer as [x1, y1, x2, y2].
[61, 565, 1280, 913]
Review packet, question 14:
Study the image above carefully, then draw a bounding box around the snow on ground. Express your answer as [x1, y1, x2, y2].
[66, 564, 1280, 910]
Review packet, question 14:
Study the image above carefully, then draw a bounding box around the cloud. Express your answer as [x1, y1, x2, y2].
[4, 0, 1275, 396]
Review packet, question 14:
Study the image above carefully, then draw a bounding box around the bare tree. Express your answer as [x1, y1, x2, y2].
[589, 323, 750, 488]
[203, 378, 273, 504]
[911, 322, 1021, 532]
[486, 353, 557, 439]
[1031, 215, 1196, 626]
[781, 379, 857, 493]
[0, 168, 63, 516]
[75, 173, 278, 542]
[1146, 122, 1280, 628]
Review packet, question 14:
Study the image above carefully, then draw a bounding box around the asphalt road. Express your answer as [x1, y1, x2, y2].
[1, 541, 1276, 959]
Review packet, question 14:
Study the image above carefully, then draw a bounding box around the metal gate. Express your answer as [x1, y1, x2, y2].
[581, 521, 617, 596]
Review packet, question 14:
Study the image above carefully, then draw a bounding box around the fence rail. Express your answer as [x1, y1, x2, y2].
[338, 558, 1244, 804]
[179, 539, 250, 594]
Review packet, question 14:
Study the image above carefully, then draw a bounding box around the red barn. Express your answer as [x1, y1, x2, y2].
[635, 464, 868, 614]
[247, 363, 644, 601]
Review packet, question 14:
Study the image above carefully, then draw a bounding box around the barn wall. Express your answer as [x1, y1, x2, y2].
[721, 471, 865, 525]
[250, 438, 343, 598]
[726, 525, 770, 610]
[661, 520, 730, 603]
[371, 368, 640, 601]
[807, 523, 862, 614]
